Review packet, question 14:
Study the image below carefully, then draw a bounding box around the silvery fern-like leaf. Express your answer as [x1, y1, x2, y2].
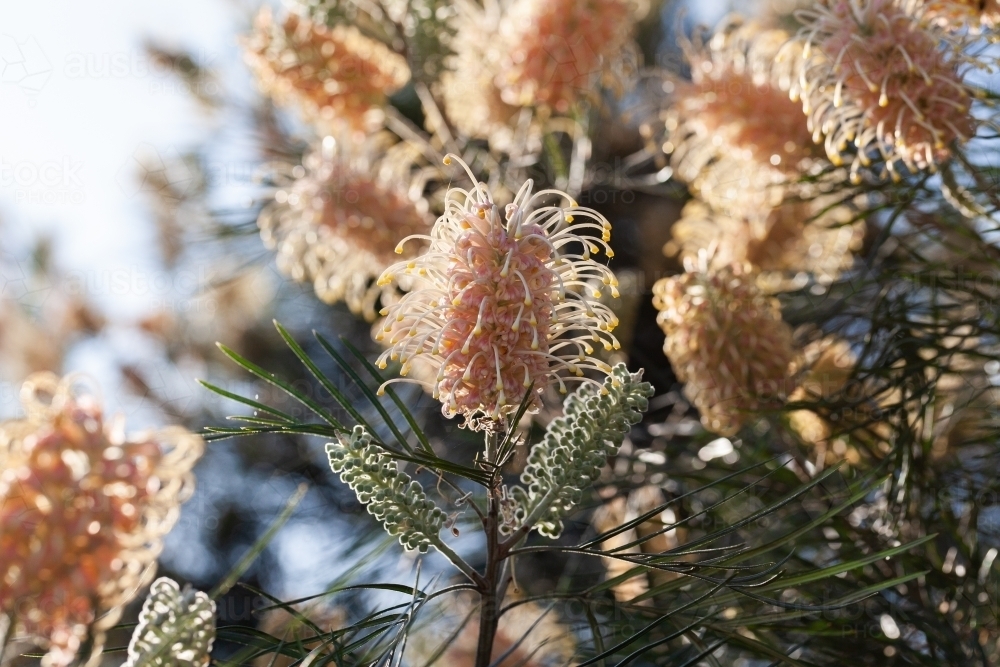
[124, 577, 216, 667]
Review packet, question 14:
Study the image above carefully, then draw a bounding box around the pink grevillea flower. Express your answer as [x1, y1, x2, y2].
[665, 195, 864, 292]
[439, 0, 540, 154]
[0, 373, 203, 667]
[243, 8, 410, 132]
[653, 261, 798, 436]
[259, 134, 435, 321]
[795, 0, 977, 180]
[498, 0, 643, 113]
[375, 155, 620, 423]
[665, 21, 821, 218]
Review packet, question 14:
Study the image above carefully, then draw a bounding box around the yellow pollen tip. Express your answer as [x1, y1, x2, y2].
[613, 341, 621, 350]
[443, 156, 452, 165]
[611, 287, 620, 298]
[377, 276, 392, 286]
[406, 261, 416, 269]
[452, 297, 463, 306]
[593, 290, 602, 298]
[379, 308, 389, 316]
[377, 388, 386, 396]
[600, 387, 609, 395]
[395, 244, 405, 254]
[377, 361, 388, 369]
[477, 208, 486, 219]
[606, 249, 614, 258]
[603, 342, 612, 351]
[390, 353, 399, 361]
[565, 214, 575, 223]
[559, 387, 568, 394]
[531, 341, 539, 350]
[602, 231, 610, 242]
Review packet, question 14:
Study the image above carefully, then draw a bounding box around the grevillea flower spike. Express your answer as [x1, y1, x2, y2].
[375, 154, 620, 424]
[794, 0, 978, 181]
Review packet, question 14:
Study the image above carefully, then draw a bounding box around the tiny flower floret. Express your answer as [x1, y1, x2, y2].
[376, 155, 620, 422]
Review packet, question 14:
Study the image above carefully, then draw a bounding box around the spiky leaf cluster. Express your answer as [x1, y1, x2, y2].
[326, 425, 446, 552]
[512, 364, 653, 538]
[124, 577, 216, 667]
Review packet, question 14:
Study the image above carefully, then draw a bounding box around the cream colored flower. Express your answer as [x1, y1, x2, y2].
[498, 0, 644, 112]
[795, 0, 977, 180]
[653, 261, 798, 435]
[375, 155, 620, 422]
[664, 20, 820, 219]
[438, 0, 539, 154]
[665, 196, 864, 292]
[258, 134, 435, 321]
[0, 373, 203, 667]
[243, 8, 410, 132]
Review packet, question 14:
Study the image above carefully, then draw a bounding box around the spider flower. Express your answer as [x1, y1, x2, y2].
[375, 155, 620, 423]
[664, 21, 820, 218]
[243, 8, 410, 132]
[653, 261, 798, 435]
[665, 196, 863, 292]
[0, 373, 203, 667]
[795, 0, 976, 180]
[258, 134, 435, 321]
[498, 0, 643, 112]
[438, 1, 539, 154]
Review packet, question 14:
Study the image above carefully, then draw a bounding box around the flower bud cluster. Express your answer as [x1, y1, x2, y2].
[326, 426, 445, 552]
[125, 577, 216, 667]
[511, 364, 652, 538]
